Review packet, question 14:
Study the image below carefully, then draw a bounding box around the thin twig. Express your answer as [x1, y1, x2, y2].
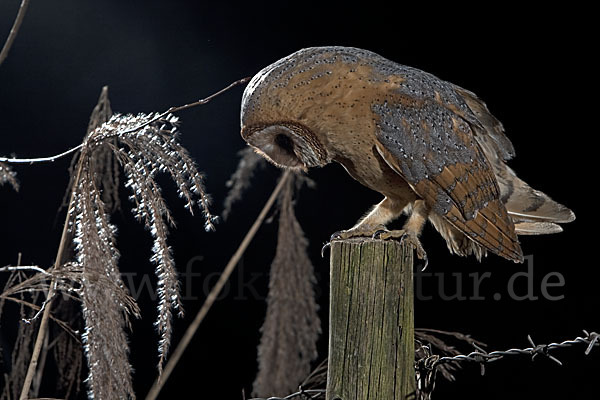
[145, 170, 292, 400]
[0, 0, 30, 66]
[169, 76, 251, 113]
[0, 265, 50, 275]
[0, 295, 79, 342]
[19, 155, 86, 400]
[0, 77, 251, 165]
[0, 145, 84, 164]
[22, 292, 55, 324]
[82, 76, 251, 142]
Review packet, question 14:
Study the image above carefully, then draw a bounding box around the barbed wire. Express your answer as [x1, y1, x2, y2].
[249, 388, 325, 400]
[434, 329, 598, 369]
[416, 330, 599, 399]
[253, 330, 598, 400]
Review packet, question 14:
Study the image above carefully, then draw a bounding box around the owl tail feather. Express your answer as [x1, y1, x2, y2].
[501, 170, 575, 235]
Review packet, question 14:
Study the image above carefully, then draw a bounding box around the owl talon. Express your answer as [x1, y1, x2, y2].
[329, 230, 345, 241]
[322, 229, 356, 257]
[419, 254, 429, 271]
[373, 228, 405, 240]
[372, 229, 389, 239]
[400, 232, 429, 270]
[321, 241, 331, 258]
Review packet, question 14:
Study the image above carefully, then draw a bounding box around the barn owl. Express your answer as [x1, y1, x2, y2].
[240, 46, 575, 263]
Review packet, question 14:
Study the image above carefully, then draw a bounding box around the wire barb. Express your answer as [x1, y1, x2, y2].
[584, 330, 599, 355]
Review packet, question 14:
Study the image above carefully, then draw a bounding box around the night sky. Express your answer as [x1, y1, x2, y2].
[0, 1, 596, 399]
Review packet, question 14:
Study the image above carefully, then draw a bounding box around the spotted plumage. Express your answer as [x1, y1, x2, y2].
[240, 46, 575, 263]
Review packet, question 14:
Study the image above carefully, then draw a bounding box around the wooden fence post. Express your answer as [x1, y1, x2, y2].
[327, 238, 415, 399]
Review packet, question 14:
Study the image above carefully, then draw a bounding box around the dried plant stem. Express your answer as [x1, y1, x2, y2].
[19, 158, 84, 400]
[0, 266, 49, 275]
[31, 331, 50, 397]
[1, 145, 84, 164]
[167, 76, 251, 113]
[0, 77, 251, 165]
[0, 0, 30, 66]
[145, 170, 292, 400]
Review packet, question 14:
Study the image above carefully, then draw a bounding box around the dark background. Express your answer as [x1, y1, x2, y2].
[0, 1, 596, 399]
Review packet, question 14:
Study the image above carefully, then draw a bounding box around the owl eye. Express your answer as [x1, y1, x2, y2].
[242, 123, 327, 170]
[274, 133, 295, 156]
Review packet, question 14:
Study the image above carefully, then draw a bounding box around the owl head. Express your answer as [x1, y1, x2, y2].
[239, 49, 338, 171]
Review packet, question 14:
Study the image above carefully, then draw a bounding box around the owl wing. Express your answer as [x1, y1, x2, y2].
[453, 85, 575, 234]
[373, 97, 524, 262]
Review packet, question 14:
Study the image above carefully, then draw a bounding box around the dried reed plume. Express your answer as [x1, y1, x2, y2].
[222, 147, 265, 220]
[0, 162, 19, 191]
[223, 150, 320, 396]
[68, 103, 215, 397]
[252, 173, 321, 397]
[1, 86, 217, 399]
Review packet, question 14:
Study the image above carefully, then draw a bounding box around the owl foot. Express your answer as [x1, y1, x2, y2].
[373, 229, 428, 269]
[330, 224, 388, 241]
[322, 228, 428, 268]
[321, 225, 387, 257]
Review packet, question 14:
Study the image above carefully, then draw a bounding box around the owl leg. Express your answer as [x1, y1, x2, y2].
[325, 198, 429, 264]
[376, 200, 429, 266]
[322, 197, 404, 257]
[323, 197, 429, 261]
[332, 196, 409, 240]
